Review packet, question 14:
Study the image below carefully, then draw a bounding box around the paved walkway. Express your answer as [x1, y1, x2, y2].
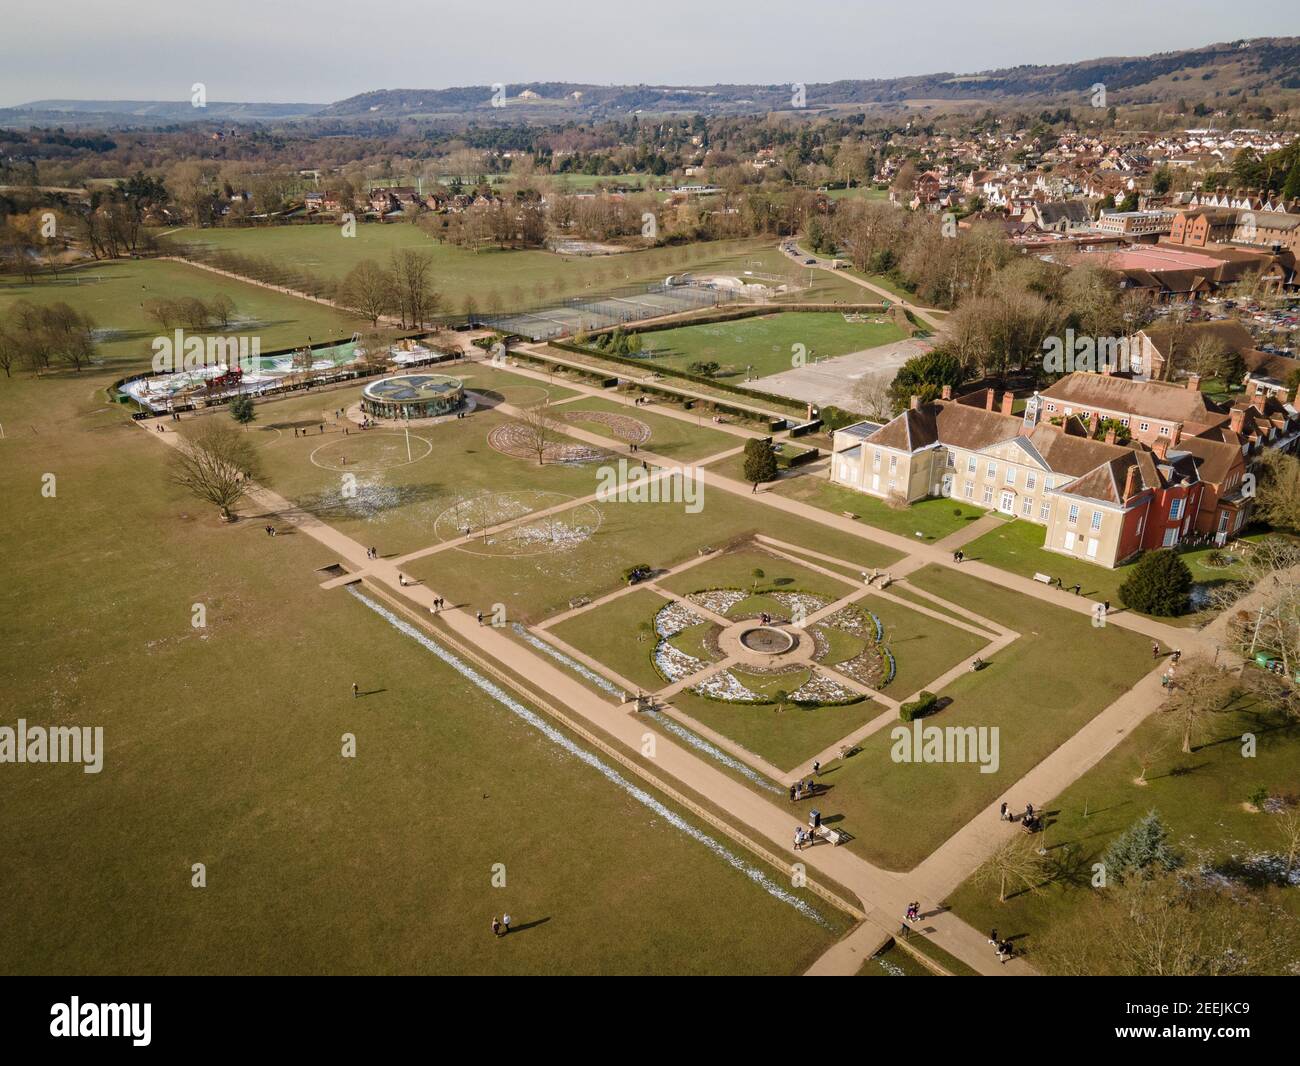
[141, 346, 1235, 978]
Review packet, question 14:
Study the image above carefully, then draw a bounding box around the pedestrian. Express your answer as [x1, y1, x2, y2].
[1102, 599, 1110, 614]
[501, 913, 511, 934]
[1024, 802, 1034, 821]
[1172, 649, 1182, 664]
[491, 916, 501, 937]
[1152, 641, 1160, 660]
[477, 610, 484, 626]
[813, 760, 821, 776]
[1071, 583, 1081, 595]
[789, 783, 796, 803]
[793, 826, 802, 851]
[351, 682, 359, 698]
[988, 928, 998, 945]
[999, 801, 1008, 821]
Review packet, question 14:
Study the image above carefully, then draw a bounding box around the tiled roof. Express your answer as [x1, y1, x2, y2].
[1041, 372, 1223, 424]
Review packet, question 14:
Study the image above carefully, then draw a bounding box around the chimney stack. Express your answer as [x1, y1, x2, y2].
[909, 394, 920, 410]
[1229, 407, 1245, 434]
[1186, 373, 1201, 392]
[1170, 424, 1181, 447]
[1153, 438, 1169, 461]
[1088, 412, 1100, 437]
[1123, 464, 1139, 501]
[940, 384, 953, 401]
[985, 388, 996, 411]
[1104, 427, 1116, 445]
[1001, 391, 1015, 416]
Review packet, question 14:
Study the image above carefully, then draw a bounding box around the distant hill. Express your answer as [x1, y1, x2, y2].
[0, 99, 324, 127]
[321, 37, 1300, 119]
[4, 37, 1298, 129]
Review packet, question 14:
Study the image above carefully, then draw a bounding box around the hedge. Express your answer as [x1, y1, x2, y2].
[899, 691, 939, 722]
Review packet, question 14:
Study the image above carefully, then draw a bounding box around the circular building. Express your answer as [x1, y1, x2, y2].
[362, 373, 465, 420]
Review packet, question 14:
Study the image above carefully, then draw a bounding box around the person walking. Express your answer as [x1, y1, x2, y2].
[501, 913, 511, 935]
[476, 610, 484, 626]
[988, 928, 998, 945]
[1102, 600, 1110, 615]
[793, 826, 802, 852]
[351, 682, 359, 699]
[491, 917, 502, 937]
[999, 801, 1008, 821]
[1152, 641, 1160, 660]
[812, 760, 821, 776]
[789, 783, 797, 803]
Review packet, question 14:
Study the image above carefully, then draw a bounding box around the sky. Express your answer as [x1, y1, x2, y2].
[2, 0, 1297, 107]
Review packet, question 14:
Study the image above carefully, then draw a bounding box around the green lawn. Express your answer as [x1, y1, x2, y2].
[175, 372, 599, 559]
[666, 689, 882, 773]
[553, 394, 739, 462]
[868, 597, 992, 697]
[407, 490, 902, 625]
[634, 311, 906, 381]
[814, 565, 1154, 871]
[946, 691, 1300, 971]
[857, 941, 935, 977]
[0, 259, 360, 372]
[657, 546, 857, 603]
[164, 230, 863, 313]
[760, 472, 991, 543]
[0, 370, 850, 974]
[547, 588, 676, 692]
[962, 518, 1264, 626]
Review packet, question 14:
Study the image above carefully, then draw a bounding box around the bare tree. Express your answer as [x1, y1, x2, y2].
[169, 421, 265, 521]
[338, 259, 395, 325]
[850, 372, 895, 422]
[975, 835, 1044, 903]
[1161, 657, 1236, 754]
[515, 399, 557, 466]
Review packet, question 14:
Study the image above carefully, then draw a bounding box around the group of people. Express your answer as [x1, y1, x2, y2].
[904, 901, 922, 924]
[263, 525, 278, 537]
[792, 826, 813, 851]
[365, 546, 379, 559]
[490, 914, 512, 937]
[430, 596, 446, 611]
[951, 549, 965, 564]
[998, 800, 1040, 831]
[988, 930, 1016, 964]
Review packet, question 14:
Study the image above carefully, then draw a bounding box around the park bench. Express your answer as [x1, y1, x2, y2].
[841, 511, 859, 520]
[568, 596, 590, 610]
[1032, 572, 1053, 584]
[817, 826, 846, 847]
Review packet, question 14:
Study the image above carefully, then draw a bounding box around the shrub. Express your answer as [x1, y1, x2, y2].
[899, 691, 939, 722]
[1118, 549, 1193, 616]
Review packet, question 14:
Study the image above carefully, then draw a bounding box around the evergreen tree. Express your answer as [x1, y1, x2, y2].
[229, 395, 256, 425]
[1118, 549, 1192, 616]
[742, 438, 778, 489]
[1101, 810, 1182, 884]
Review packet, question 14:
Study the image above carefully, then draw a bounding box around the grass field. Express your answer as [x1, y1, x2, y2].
[406, 489, 902, 626]
[868, 597, 992, 697]
[813, 565, 1154, 871]
[550, 394, 739, 462]
[634, 311, 907, 381]
[656, 546, 857, 603]
[547, 588, 675, 692]
[173, 367, 596, 559]
[946, 689, 1300, 969]
[961, 518, 1264, 626]
[0, 368, 851, 974]
[666, 689, 882, 773]
[758, 471, 992, 543]
[0, 260, 360, 372]
[165, 229, 866, 312]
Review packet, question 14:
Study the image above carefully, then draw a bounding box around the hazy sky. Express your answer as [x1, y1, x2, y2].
[2, 0, 1297, 106]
